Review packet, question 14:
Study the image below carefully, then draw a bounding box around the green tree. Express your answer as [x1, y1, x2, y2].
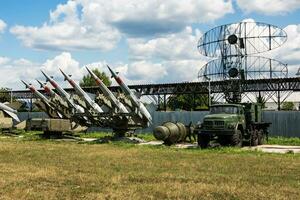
[0, 88, 12, 102]
[167, 94, 210, 111]
[281, 101, 295, 110]
[79, 68, 111, 87]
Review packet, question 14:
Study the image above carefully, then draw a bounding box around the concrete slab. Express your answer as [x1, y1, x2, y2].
[244, 145, 300, 154]
[82, 138, 98, 142]
[139, 141, 164, 146]
[174, 143, 198, 149]
[82, 137, 145, 144]
[140, 141, 300, 153]
[139, 141, 199, 148]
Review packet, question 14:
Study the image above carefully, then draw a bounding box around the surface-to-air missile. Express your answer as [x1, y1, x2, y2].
[41, 70, 85, 114]
[36, 79, 74, 118]
[107, 65, 152, 124]
[59, 69, 104, 114]
[0, 102, 20, 122]
[86, 67, 129, 114]
[21, 80, 52, 108]
[21, 80, 63, 118]
[36, 79, 57, 98]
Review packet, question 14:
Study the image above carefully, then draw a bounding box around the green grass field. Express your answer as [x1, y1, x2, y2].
[0, 134, 300, 200]
[78, 131, 300, 145]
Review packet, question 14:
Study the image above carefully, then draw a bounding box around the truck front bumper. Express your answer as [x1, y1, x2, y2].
[198, 129, 235, 136]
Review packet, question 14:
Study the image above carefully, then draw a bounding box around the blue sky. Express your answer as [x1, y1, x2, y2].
[0, 0, 300, 91]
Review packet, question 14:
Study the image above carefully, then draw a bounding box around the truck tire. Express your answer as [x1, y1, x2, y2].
[198, 134, 210, 149]
[258, 130, 265, 145]
[251, 130, 258, 146]
[218, 135, 229, 146]
[43, 131, 51, 139]
[231, 130, 242, 147]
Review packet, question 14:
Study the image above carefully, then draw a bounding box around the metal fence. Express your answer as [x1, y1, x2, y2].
[262, 111, 300, 137]
[146, 111, 300, 137]
[18, 111, 300, 137]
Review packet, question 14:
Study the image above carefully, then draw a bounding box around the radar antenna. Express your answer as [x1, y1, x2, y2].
[197, 21, 288, 103]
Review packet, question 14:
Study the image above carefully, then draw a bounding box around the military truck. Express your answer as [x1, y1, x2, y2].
[196, 103, 270, 148]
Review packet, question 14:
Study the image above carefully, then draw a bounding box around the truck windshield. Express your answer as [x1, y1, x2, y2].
[210, 106, 238, 114]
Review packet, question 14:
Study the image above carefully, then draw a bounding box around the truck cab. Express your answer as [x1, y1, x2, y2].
[203, 104, 245, 133]
[196, 103, 270, 148]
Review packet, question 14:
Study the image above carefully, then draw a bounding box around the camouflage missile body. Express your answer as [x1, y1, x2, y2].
[86, 67, 129, 114]
[60, 69, 104, 114]
[21, 80, 62, 118]
[0, 102, 20, 122]
[107, 65, 152, 124]
[41, 70, 85, 114]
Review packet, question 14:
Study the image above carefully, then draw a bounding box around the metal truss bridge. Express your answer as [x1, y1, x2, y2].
[2, 77, 300, 110]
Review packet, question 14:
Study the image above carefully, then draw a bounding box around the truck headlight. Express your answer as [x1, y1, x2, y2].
[227, 123, 236, 129]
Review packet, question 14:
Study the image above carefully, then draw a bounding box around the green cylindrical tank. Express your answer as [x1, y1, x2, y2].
[176, 122, 187, 141]
[153, 122, 187, 145]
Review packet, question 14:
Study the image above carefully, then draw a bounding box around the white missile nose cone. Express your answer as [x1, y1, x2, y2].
[59, 68, 65, 75]
[41, 70, 52, 82]
[86, 67, 94, 77]
[107, 65, 114, 74]
[41, 70, 47, 77]
[36, 79, 45, 88]
[21, 80, 29, 88]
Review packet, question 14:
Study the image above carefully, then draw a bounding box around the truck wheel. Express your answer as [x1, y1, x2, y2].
[251, 130, 258, 146]
[218, 135, 229, 146]
[43, 131, 51, 139]
[231, 130, 242, 147]
[258, 130, 265, 145]
[198, 134, 210, 149]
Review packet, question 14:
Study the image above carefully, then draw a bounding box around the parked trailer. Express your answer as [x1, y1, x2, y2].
[26, 118, 72, 137]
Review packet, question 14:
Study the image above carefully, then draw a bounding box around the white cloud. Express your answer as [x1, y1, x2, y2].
[10, 0, 233, 51]
[128, 26, 202, 61]
[236, 0, 300, 15]
[162, 59, 206, 82]
[279, 25, 300, 64]
[5, 20, 300, 91]
[0, 19, 7, 33]
[0, 57, 10, 65]
[125, 26, 208, 83]
[0, 58, 40, 89]
[84, 59, 205, 85]
[126, 61, 167, 81]
[10, 1, 121, 51]
[87, 61, 167, 85]
[41, 52, 81, 80]
[0, 52, 85, 89]
[99, 59, 205, 86]
[263, 24, 300, 77]
[103, 0, 233, 36]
